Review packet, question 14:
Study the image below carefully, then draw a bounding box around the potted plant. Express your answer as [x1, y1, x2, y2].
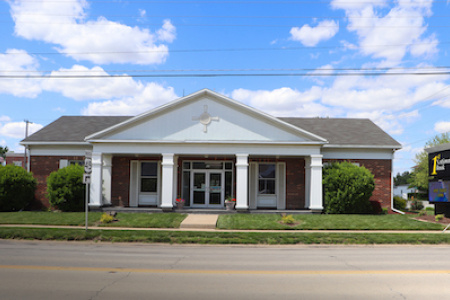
[225, 196, 236, 211]
[175, 197, 185, 210]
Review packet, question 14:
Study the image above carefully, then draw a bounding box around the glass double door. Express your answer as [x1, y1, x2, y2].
[191, 171, 224, 208]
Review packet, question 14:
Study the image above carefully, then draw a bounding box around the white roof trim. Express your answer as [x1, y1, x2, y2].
[20, 141, 91, 146]
[87, 139, 327, 145]
[85, 89, 328, 143]
[324, 144, 401, 150]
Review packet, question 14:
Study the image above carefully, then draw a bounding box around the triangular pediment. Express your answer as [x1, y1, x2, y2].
[86, 89, 327, 144]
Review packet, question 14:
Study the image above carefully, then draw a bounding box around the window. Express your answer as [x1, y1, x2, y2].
[141, 162, 158, 193]
[258, 164, 276, 195]
[69, 160, 84, 166]
[13, 161, 22, 167]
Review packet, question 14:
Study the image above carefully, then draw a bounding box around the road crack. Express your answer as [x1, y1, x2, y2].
[89, 271, 131, 300]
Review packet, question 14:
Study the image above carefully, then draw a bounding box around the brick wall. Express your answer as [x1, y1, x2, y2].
[285, 158, 306, 209]
[111, 157, 131, 207]
[324, 159, 392, 210]
[30, 156, 84, 209]
[111, 156, 161, 207]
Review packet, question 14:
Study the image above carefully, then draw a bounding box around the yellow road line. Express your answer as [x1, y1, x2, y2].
[1, 265, 450, 275]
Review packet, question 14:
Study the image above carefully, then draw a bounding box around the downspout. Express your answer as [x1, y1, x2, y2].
[391, 149, 405, 214]
[26, 146, 31, 172]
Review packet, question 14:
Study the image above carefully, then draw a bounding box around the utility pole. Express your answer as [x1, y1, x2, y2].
[24, 120, 33, 171]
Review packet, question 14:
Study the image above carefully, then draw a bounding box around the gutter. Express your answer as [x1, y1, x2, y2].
[391, 150, 405, 214]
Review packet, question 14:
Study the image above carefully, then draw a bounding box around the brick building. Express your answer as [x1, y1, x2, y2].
[21, 89, 401, 211]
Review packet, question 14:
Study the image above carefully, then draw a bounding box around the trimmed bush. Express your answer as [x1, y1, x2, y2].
[0, 165, 36, 211]
[323, 162, 375, 214]
[47, 165, 85, 212]
[393, 196, 406, 210]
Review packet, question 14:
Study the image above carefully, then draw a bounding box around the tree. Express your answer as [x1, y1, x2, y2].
[410, 133, 450, 192]
[0, 146, 8, 159]
[394, 171, 413, 186]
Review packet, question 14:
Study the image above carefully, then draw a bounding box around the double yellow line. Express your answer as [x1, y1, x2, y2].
[1, 265, 449, 275]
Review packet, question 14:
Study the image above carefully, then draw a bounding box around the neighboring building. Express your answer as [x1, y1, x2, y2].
[426, 143, 450, 216]
[4, 152, 25, 168]
[393, 184, 419, 200]
[21, 89, 401, 211]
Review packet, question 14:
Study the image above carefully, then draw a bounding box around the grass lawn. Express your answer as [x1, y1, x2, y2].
[1, 227, 450, 245]
[216, 214, 445, 230]
[0, 212, 186, 228]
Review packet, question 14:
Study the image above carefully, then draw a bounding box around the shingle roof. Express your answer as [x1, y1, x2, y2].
[22, 115, 401, 148]
[280, 117, 401, 148]
[22, 116, 132, 142]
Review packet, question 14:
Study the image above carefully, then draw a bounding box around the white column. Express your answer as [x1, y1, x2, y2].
[102, 154, 112, 206]
[304, 157, 311, 209]
[235, 154, 249, 210]
[161, 153, 174, 210]
[307, 154, 323, 213]
[172, 155, 179, 205]
[89, 152, 103, 208]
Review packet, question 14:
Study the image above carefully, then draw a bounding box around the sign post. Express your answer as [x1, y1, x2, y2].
[84, 151, 92, 232]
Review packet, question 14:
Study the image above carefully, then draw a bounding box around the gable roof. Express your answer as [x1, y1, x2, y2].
[22, 115, 400, 149]
[280, 117, 401, 148]
[22, 116, 131, 143]
[84, 89, 327, 143]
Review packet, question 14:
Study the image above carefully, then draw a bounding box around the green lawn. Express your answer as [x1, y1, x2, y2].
[0, 212, 186, 228]
[1, 227, 450, 245]
[216, 214, 444, 230]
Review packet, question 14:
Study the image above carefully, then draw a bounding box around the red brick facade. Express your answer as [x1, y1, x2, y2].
[30, 156, 84, 209]
[285, 158, 306, 209]
[29, 155, 392, 211]
[323, 159, 392, 210]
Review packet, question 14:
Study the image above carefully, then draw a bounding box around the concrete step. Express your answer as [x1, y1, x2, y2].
[180, 214, 218, 230]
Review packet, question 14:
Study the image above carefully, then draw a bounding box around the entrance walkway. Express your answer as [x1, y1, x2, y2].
[180, 214, 219, 230]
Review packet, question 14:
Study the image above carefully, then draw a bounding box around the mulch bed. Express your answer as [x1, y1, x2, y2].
[414, 214, 450, 225]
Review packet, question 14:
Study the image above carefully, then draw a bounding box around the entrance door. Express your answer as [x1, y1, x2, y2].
[191, 171, 224, 208]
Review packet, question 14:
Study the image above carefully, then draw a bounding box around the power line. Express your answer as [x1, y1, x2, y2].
[3, 66, 450, 74]
[1, 40, 445, 56]
[2, 71, 450, 79]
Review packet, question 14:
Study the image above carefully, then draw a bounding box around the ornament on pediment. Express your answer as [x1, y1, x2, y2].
[192, 105, 219, 133]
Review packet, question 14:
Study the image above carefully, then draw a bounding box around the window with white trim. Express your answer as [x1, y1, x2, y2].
[258, 164, 276, 195]
[140, 162, 158, 193]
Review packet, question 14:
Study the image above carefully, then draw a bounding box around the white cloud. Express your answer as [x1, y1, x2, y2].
[0, 116, 12, 122]
[157, 19, 176, 43]
[42, 65, 144, 101]
[434, 121, 450, 133]
[9, 0, 176, 65]
[82, 83, 178, 115]
[0, 121, 43, 139]
[0, 49, 42, 98]
[290, 20, 339, 47]
[332, 0, 436, 65]
[231, 87, 334, 117]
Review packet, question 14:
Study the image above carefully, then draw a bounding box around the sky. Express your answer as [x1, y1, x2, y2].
[1, 0, 450, 176]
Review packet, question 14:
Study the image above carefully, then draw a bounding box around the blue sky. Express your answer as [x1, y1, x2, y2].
[1, 0, 450, 176]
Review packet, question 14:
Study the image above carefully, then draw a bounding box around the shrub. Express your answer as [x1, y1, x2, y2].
[281, 214, 295, 225]
[100, 213, 115, 224]
[393, 196, 406, 210]
[418, 210, 426, 216]
[0, 165, 36, 211]
[426, 207, 434, 211]
[381, 207, 389, 215]
[435, 214, 444, 222]
[47, 165, 85, 212]
[410, 199, 424, 211]
[323, 162, 375, 214]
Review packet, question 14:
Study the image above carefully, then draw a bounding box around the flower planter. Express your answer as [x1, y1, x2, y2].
[176, 202, 184, 210]
[225, 201, 235, 211]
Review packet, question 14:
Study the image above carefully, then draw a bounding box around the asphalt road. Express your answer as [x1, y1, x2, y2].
[1, 240, 450, 299]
